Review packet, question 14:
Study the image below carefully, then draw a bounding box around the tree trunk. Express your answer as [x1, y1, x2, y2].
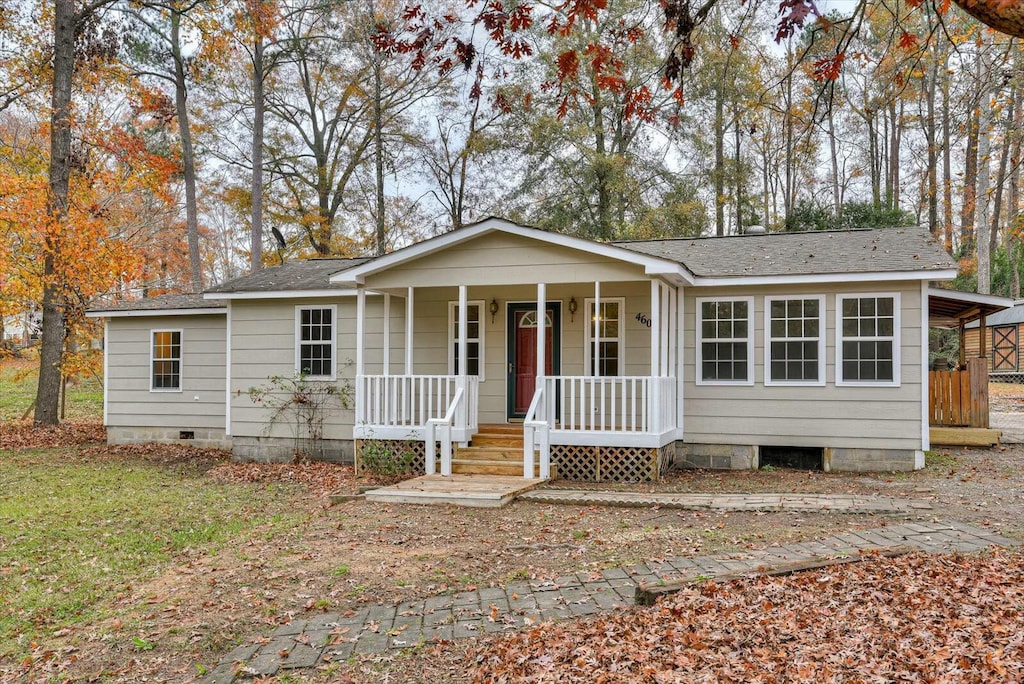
[990, 86, 1015, 263]
[976, 50, 993, 294]
[963, 102, 980, 252]
[171, 6, 203, 291]
[250, 34, 265, 271]
[34, 0, 77, 425]
[941, 39, 954, 251]
[827, 92, 840, 224]
[734, 103, 742, 234]
[373, 55, 386, 255]
[951, 0, 1024, 38]
[1009, 83, 1022, 298]
[714, 85, 725, 235]
[925, 47, 938, 237]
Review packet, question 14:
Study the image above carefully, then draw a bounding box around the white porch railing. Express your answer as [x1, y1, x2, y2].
[355, 374, 479, 441]
[524, 376, 678, 473]
[356, 375, 479, 473]
[523, 385, 553, 479]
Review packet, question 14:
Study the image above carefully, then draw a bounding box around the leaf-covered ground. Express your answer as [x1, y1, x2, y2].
[467, 549, 1024, 683]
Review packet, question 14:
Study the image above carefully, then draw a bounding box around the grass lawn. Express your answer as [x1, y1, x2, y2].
[0, 356, 103, 422]
[0, 448, 309, 671]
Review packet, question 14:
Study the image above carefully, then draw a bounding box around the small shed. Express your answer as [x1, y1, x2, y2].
[928, 288, 1014, 445]
[963, 301, 1024, 377]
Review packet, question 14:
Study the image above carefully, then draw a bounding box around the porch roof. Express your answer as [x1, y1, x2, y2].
[927, 288, 1016, 329]
[329, 217, 695, 287]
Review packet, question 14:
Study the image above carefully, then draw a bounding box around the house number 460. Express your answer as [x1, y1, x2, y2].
[635, 313, 652, 328]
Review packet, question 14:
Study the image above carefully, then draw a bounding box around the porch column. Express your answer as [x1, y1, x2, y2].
[356, 285, 366, 424]
[650, 280, 661, 435]
[536, 283, 546, 386]
[405, 287, 414, 374]
[661, 283, 671, 376]
[676, 286, 685, 437]
[382, 293, 390, 376]
[593, 281, 600, 376]
[458, 285, 468, 377]
[650, 280, 661, 376]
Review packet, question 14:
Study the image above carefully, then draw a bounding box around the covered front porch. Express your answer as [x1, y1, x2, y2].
[349, 278, 684, 482]
[329, 220, 692, 482]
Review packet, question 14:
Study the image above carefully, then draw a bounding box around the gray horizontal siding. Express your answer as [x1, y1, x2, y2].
[683, 281, 924, 451]
[106, 315, 226, 430]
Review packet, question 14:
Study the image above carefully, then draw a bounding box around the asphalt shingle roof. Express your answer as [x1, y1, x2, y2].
[205, 257, 371, 293]
[615, 227, 956, 278]
[89, 293, 225, 313]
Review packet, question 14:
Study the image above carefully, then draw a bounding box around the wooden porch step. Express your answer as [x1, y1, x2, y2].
[452, 459, 543, 477]
[454, 445, 523, 462]
[476, 423, 525, 435]
[470, 434, 525, 448]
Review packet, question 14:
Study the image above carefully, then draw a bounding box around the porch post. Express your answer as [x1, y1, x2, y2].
[405, 287, 414, 374]
[356, 285, 366, 426]
[661, 283, 670, 376]
[676, 286, 685, 437]
[383, 293, 390, 376]
[458, 285, 469, 440]
[650, 280, 661, 434]
[593, 281, 600, 375]
[536, 283, 546, 383]
[650, 280, 661, 376]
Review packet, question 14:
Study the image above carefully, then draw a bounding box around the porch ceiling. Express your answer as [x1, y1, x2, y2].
[928, 287, 1013, 329]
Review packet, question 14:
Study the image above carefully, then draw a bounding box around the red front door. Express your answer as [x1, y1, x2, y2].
[508, 304, 559, 418]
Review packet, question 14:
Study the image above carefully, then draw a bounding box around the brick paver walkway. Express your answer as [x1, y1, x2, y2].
[202, 520, 1015, 682]
[518, 489, 933, 513]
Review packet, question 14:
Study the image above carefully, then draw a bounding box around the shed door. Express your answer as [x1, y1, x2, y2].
[992, 325, 1018, 371]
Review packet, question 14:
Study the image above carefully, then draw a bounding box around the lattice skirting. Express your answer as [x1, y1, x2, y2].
[551, 444, 672, 482]
[354, 439, 428, 476]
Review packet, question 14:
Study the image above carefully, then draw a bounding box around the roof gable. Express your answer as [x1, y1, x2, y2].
[329, 217, 693, 286]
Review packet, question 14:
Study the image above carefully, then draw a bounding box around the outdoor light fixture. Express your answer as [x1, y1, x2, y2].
[489, 298, 499, 323]
[568, 297, 578, 322]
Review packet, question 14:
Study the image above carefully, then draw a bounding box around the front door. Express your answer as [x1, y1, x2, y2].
[507, 303, 560, 419]
[992, 325, 1018, 371]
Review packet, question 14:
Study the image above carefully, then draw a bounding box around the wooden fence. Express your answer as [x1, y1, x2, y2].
[929, 357, 989, 428]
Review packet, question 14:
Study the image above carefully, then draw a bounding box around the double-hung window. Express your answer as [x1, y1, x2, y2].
[765, 296, 825, 385]
[296, 305, 336, 379]
[151, 330, 182, 391]
[836, 294, 899, 385]
[697, 297, 753, 384]
[585, 298, 624, 376]
[448, 301, 484, 377]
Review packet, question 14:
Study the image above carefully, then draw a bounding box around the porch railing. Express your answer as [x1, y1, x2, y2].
[356, 374, 479, 440]
[524, 375, 677, 477]
[523, 385, 553, 479]
[548, 375, 677, 435]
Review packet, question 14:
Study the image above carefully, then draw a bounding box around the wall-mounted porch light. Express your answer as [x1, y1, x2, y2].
[489, 298, 499, 323]
[568, 296, 578, 322]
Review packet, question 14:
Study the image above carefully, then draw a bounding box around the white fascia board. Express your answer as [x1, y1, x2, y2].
[692, 269, 959, 288]
[329, 218, 696, 285]
[203, 289, 359, 300]
[85, 308, 226, 318]
[926, 286, 1014, 308]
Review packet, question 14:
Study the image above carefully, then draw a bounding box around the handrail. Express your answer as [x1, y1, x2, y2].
[425, 386, 464, 476]
[522, 384, 550, 479]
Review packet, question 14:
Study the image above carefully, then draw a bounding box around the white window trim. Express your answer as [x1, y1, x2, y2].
[835, 292, 901, 387]
[447, 300, 485, 380]
[584, 297, 625, 377]
[150, 328, 183, 393]
[763, 295, 826, 387]
[295, 304, 337, 381]
[696, 296, 755, 386]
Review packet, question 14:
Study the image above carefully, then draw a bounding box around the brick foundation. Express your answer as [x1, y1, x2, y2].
[106, 426, 230, 450]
